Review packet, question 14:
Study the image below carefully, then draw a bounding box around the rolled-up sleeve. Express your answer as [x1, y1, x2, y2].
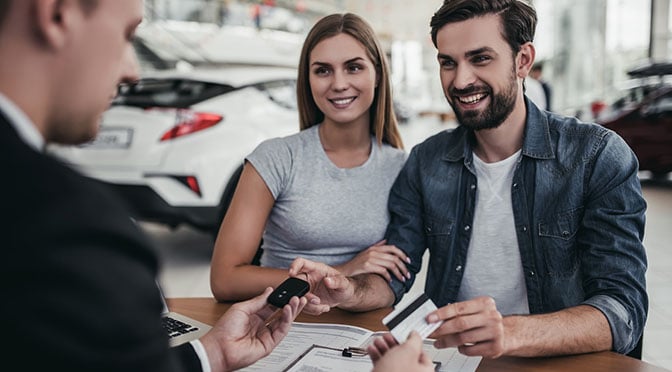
[580, 131, 647, 354]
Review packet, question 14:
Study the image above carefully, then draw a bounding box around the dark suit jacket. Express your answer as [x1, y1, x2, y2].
[1, 112, 202, 371]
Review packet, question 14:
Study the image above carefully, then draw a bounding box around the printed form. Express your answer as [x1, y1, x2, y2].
[239, 322, 481, 372]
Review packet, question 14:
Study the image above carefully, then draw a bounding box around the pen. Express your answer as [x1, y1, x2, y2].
[309, 345, 369, 357]
[341, 346, 368, 357]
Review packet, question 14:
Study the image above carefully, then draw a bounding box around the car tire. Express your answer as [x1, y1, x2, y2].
[650, 171, 670, 181]
[211, 164, 264, 265]
[212, 164, 244, 239]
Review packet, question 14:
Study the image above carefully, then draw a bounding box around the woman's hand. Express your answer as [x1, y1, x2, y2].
[337, 240, 411, 283]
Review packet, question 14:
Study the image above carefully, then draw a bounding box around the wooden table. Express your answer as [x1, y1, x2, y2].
[167, 297, 668, 372]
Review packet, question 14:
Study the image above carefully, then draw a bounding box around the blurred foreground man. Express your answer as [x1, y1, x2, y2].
[290, 0, 648, 363]
[0, 1, 305, 371]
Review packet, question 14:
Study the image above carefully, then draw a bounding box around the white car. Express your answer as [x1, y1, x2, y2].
[49, 65, 299, 235]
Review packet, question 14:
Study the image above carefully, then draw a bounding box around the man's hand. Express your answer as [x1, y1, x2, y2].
[199, 287, 307, 371]
[427, 296, 506, 358]
[369, 331, 434, 372]
[288, 258, 357, 315]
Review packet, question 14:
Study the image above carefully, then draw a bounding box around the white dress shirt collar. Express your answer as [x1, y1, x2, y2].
[0, 92, 44, 151]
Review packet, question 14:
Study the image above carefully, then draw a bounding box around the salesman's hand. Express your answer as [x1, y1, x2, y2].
[428, 296, 505, 358]
[199, 287, 307, 371]
[368, 331, 434, 372]
[288, 257, 356, 315]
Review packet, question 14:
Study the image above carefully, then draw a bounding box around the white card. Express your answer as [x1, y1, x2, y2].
[382, 292, 443, 343]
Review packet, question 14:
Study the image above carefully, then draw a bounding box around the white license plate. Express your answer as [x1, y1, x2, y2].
[83, 128, 133, 149]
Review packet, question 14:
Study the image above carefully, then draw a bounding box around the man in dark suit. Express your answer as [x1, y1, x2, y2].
[0, 1, 306, 370]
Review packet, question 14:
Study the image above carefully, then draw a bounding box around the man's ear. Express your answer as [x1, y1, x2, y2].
[516, 42, 536, 79]
[33, 0, 72, 49]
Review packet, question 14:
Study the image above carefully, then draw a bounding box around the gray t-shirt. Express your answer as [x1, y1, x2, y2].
[246, 125, 406, 268]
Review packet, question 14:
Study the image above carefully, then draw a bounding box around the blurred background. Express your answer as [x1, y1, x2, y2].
[140, 0, 662, 121]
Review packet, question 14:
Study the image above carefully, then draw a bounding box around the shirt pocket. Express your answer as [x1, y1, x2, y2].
[538, 208, 582, 277]
[423, 214, 454, 255]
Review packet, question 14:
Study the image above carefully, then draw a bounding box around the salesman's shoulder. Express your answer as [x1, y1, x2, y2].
[3, 129, 114, 211]
[2, 122, 153, 250]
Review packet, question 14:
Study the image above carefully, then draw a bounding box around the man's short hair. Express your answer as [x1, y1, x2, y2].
[430, 0, 537, 55]
[0, 0, 11, 27]
[0, 0, 99, 27]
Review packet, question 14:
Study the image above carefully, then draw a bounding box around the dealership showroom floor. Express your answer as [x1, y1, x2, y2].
[151, 116, 672, 370]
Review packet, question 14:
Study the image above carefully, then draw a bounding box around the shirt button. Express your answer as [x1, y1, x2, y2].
[529, 271, 535, 276]
[470, 184, 476, 190]
[513, 183, 518, 188]
[464, 225, 471, 231]
[456, 265, 462, 271]
[562, 231, 570, 237]
[522, 226, 528, 232]
[426, 226, 432, 233]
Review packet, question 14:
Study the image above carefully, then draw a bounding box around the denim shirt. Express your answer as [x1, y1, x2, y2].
[385, 100, 647, 354]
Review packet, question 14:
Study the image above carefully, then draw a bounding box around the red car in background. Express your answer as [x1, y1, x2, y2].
[597, 62, 672, 179]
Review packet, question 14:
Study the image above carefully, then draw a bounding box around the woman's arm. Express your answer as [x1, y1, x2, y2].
[210, 162, 290, 301]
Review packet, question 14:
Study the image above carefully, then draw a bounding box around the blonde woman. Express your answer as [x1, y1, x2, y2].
[210, 13, 409, 302]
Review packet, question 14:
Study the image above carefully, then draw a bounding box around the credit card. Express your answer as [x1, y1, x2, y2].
[382, 292, 443, 343]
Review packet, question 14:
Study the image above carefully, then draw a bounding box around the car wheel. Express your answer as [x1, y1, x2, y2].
[650, 171, 670, 181]
[212, 164, 244, 239]
[211, 164, 264, 265]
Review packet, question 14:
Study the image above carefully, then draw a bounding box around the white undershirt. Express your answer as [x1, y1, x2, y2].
[457, 149, 530, 315]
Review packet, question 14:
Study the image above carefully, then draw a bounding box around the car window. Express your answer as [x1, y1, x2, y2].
[114, 79, 234, 109]
[613, 86, 650, 109]
[643, 94, 672, 116]
[256, 80, 297, 110]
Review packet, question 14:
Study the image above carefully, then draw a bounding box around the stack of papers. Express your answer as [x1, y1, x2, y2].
[239, 322, 482, 372]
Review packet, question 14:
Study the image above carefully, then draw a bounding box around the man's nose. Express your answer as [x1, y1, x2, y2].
[452, 64, 477, 90]
[121, 47, 141, 86]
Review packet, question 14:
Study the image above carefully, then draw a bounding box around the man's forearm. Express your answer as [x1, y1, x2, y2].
[503, 305, 612, 357]
[338, 274, 395, 312]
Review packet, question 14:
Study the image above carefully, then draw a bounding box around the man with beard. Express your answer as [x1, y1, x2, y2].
[288, 0, 647, 362]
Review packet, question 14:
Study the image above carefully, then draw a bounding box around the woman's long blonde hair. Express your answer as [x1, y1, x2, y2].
[296, 13, 403, 149]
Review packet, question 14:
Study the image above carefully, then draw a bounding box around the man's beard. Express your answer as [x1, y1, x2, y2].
[449, 70, 517, 131]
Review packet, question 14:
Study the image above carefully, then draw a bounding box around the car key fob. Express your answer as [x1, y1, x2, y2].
[267, 277, 310, 308]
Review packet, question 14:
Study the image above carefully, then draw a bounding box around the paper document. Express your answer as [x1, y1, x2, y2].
[239, 322, 373, 371]
[239, 322, 481, 372]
